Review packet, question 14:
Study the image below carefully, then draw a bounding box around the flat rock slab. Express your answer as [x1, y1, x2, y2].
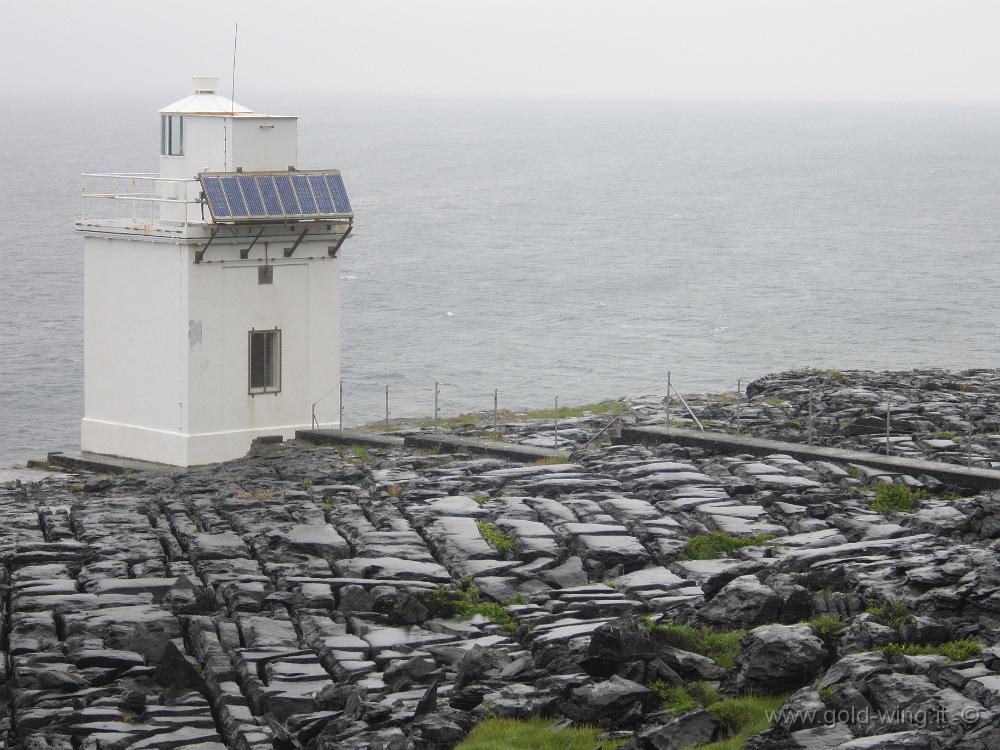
[189, 533, 252, 562]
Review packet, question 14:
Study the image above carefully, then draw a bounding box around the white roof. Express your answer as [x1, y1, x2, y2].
[159, 92, 253, 115]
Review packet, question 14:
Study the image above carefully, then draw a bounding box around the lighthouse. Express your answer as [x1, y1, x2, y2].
[76, 76, 352, 466]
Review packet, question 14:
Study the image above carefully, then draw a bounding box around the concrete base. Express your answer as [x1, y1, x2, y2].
[81, 417, 316, 467]
[617, 425, 1000, 491]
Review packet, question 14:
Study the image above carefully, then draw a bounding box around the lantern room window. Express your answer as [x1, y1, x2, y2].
[160, 115, 184, 156]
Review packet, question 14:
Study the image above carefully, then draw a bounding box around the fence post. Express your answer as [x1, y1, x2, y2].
[554, 397, 559, 449]
[807, 387, 814, 445]
[735, 378, 742, 433]
[885, 398, 891, 456]
[665, 371, 672, 425]
[967, 408, 973, 467]
[434, 381, 439, 432]
[339, 380, 344, 430]
[384, 386, 390, 435]
[493, 389, 499, 436]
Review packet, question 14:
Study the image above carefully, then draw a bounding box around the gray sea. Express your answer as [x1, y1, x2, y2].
[3, 94, 999, 467]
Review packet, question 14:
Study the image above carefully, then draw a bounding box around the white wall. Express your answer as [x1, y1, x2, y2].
[230, 117, 297, 171]
[81, 235, 187, 461]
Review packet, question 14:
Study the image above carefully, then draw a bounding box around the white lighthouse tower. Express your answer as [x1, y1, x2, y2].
[76, 76, 352, 466]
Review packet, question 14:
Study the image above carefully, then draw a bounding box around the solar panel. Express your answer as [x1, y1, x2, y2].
[291, 174, 317, 214]
[256, 175, 283, 215]
[273, 174, 300, 215]
[199, 170, 352, 223]
[220, 176, 248, 217]
[326, 173, 352, 214]
[308, 174, 334, 214]
[201, 176, 231, 219]
[238, 175, 265, 216]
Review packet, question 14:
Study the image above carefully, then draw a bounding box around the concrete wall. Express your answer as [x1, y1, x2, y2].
[81, 235, 188, 464]
[230, 117, 297, 171]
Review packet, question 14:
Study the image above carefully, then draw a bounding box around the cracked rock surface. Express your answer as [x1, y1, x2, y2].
[6, 368, 1000, 749]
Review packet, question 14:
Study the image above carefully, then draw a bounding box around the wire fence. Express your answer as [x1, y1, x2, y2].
[310, 371, 749, 446]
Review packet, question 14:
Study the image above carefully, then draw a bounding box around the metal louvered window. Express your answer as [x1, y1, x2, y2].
[248, 329, 281, 394]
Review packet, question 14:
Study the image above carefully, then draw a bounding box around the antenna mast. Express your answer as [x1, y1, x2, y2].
[231, 21, 239, 116]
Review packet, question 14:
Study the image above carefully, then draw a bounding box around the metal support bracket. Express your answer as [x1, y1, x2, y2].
[240, 226, 266, 260]
[284, 227, 309, 258]
[194, 226, 220, 263]
[328, 219, 353, 258]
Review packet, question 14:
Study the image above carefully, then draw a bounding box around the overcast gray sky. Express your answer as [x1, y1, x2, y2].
[4, 0, 1000, 102]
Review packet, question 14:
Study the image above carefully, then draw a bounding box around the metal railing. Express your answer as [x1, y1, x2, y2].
[79, 173, 204, 228]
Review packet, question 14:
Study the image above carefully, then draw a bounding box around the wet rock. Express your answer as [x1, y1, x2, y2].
[563, 675, 659, 727]
[698, 575, 781, 629]
[733, 624, 826, 695]
[637, 709, 720, 750]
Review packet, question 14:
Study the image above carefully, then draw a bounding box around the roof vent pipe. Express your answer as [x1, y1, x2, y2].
[192, 75, 220, 94]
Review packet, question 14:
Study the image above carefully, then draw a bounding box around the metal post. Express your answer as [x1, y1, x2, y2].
[339, 380, 344, 430]
[967, 408, 973, 467]
[665, 371, 672, 425]
[887, 398, 893, 454]
[384, 386, 390, 435]
[554, 397, 559, 448]
[493, 389, 499, 436]
[735, 378, 742, 433]
[311, 404, 317, 430]
[434, 381, 439, 432]
[807, 387, 814, 445]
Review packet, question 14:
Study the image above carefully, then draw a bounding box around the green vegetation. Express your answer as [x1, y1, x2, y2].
[680, 532, 775, 561]
[870, 484, 920, 513]
[882, 638, 982, 662]
[320, 501, 333, 511]
[646, 621, 746, 669]
[818, 685, 837, 700]
[533, 454, 572, 465]
[251, 488, 273, 500]
[786, 418, 802, 429]
[473, 494, 490, 505]
[646, 683, 788, 750]
[935, 431, 958, 440]
[456, 718, 622, 750]
[476, 520, 516, 559]
[706, 694, 789, 746]
[805, 614, 845, 638]
[349, 444, 371, 463]
[523, 400, 624, 421]
[650, 680, 720, 716]
[760, 396, 785, 407]
[847, 466, 861, 480]
[866, 599, 912, 629]
[415, 580, 520, 635]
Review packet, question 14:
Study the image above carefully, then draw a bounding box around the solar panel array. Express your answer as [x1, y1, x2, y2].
[199, 171, 352, 222]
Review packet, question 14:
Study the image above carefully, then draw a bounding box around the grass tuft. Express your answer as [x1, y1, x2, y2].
[533, 455, 572, 465]
[476, 521, 516, 559]
[645, 683, 788, 750]
[349, 444, 371, 463]
[870, 484, 920, 513]
[882, 638, 982, 662]
[415, 580, 520, 635]
[646, 622, 745, 669]
[805, 614, 845, 637]
[680, 532, 774, 560]
[866, 599, 912, 629]
[456, 717, 623, 750]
